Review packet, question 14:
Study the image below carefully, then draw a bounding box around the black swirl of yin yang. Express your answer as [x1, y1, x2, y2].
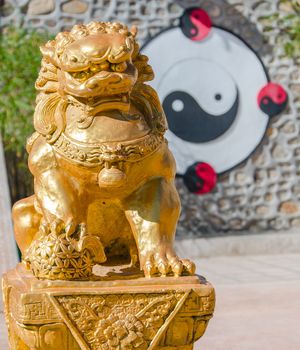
[163, 89, 239, 143]
[159, 59, 239, 144]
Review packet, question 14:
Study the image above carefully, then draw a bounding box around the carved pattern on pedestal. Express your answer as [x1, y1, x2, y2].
[50, 291, 189, 350]
[3, 268, 215, 350]
[179, 290, 216, 316]
[10, 293, 59, 324]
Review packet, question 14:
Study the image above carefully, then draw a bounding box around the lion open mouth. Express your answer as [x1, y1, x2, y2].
[70, 92, 131, 115]
[84, 92, 130, 106]
[94, 93, 129, 104]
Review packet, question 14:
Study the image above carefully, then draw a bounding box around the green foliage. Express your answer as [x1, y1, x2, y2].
[0, 26, 50, 154]
[262, 0, 300, 60]
[279, 1, 300, 58]
[0, 27, 51, 202]
[260, 0, 300, 62]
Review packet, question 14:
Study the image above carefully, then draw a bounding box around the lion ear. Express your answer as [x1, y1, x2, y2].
[130, 25, 138, 37]
[40, 44, 59, 66]
[40, 44, 54, 59]
[131, 83, 168, 134]
[133, 54, 154, 82]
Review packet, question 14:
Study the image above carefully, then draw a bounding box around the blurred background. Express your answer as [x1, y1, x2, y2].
[0, 0, 300, 349]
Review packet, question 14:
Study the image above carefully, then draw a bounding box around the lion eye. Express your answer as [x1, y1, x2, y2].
[111, 61, 127, 73]
[71, 71, 89, 81]
[90, 61, 110, 72]
[100, 61, 110, 70]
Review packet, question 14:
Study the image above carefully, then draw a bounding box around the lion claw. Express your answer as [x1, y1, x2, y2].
[142, 249, 195, 278]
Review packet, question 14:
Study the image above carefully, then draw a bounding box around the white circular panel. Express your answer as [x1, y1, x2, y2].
[159, 59, 237, 116]
[142, 27, 269, 174]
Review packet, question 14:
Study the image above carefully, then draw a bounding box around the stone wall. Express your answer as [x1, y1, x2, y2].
[1, 0, 299, 238]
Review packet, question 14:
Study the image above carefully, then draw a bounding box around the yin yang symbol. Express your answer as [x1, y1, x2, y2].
[161, 59, 239, 143]
[142, 10, 288, 178]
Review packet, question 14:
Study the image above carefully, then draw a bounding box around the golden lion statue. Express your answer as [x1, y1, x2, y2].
[12, 21, 195, 280]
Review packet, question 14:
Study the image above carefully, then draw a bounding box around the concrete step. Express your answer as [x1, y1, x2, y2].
[175, 230, 300, 258]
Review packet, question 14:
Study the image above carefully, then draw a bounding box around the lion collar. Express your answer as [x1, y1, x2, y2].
[52, 131, 165, 167]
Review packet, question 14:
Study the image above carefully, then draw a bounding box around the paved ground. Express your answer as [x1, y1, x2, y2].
[194, 253, 300, 350]
[1, 253, 300, 349]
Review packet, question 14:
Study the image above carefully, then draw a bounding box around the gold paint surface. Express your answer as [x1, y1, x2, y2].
[3, 265, 215, 350]
[3, 21, 215, 349]
[12, 21, 196, 280]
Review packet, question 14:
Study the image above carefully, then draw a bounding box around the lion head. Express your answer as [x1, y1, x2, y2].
[33, 22, 165, 144]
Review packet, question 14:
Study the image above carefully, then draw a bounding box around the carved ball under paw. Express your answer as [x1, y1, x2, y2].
[25, 227, 106, 280]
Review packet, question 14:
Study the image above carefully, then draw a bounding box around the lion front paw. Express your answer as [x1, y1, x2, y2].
[141, 246, 195, 278]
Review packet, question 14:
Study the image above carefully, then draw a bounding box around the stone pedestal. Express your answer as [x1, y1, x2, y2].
[3, 264, 215, 350]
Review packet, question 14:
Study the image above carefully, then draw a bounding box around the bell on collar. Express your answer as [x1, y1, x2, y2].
[98, 162, 126, 187]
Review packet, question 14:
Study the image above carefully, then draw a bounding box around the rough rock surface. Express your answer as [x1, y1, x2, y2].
[62, 0, 89, 14]
[28, 0, 55, 15]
